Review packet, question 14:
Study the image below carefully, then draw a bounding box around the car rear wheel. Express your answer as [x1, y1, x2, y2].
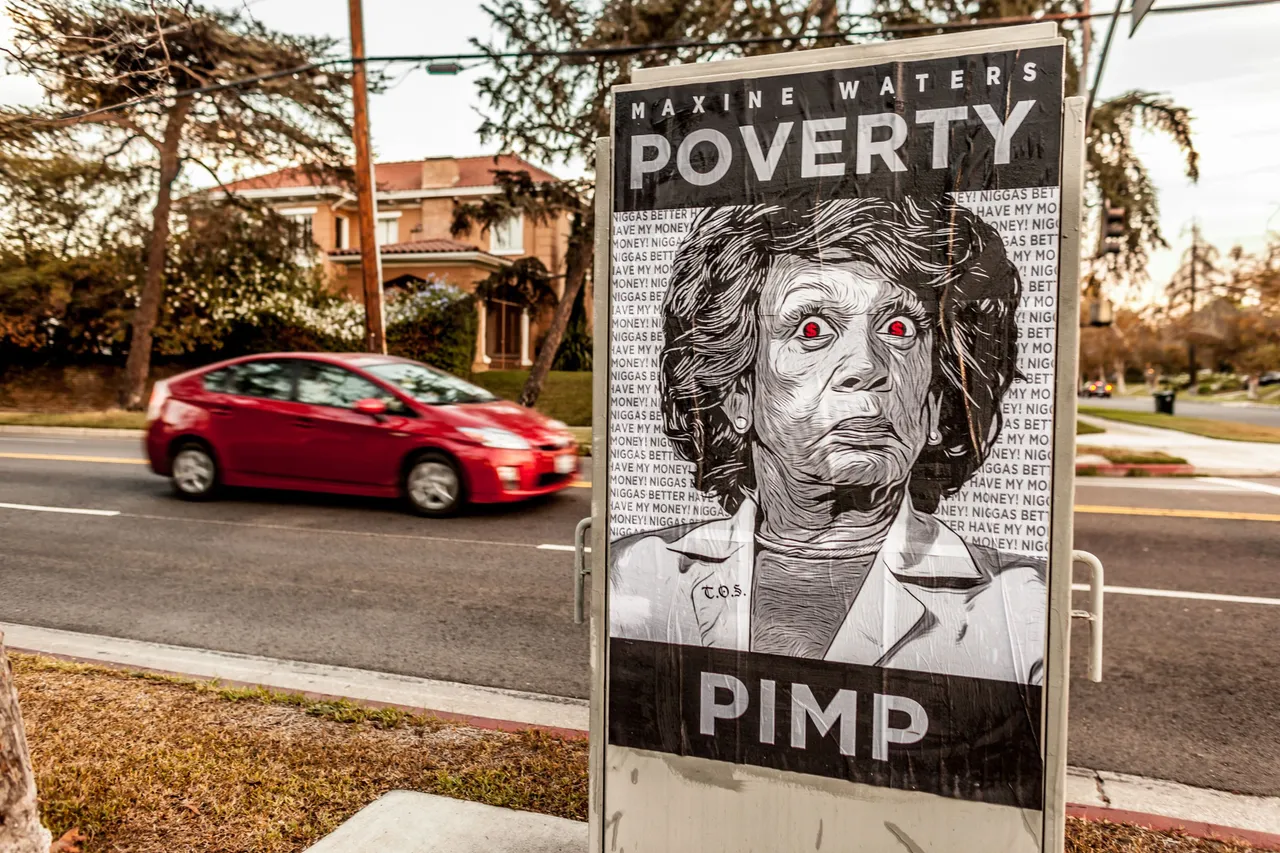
[404, 452, 464, 517]
[171, 442, 219, 501]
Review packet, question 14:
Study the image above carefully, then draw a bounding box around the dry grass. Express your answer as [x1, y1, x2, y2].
[1066, 817, 1259, 852]
[12, 654, 586, 853]
[9, 654, 1267, 853]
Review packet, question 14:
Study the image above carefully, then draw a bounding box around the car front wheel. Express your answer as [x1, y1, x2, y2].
[171, 442, 219, 501]
[404, 453, 464, 517]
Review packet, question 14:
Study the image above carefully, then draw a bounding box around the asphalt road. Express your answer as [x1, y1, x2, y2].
[1084, 392, 1280, 428]
[2, 434, 1279, 798]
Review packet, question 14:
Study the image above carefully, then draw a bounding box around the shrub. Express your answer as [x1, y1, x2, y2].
[385, 280, 477, 376]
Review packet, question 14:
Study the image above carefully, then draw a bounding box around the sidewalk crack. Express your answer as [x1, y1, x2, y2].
[1093, 770, 1112, 807]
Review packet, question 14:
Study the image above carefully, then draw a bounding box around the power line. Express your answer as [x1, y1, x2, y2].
[20, 0, 1280, 127]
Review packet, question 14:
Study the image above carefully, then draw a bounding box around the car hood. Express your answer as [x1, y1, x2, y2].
[443, 401, 572, 447]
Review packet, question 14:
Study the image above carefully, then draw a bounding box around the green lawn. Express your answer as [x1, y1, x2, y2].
[1078, 406, 1280, 444]
[470, 370, 592, 426]
[0, 409, 146, 429]
[1076, 420, 1105, 436]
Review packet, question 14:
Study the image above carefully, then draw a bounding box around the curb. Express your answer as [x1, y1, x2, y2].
[1068, 804, 1280, 850]
[12, 647, 592, 742]
[1076, 462, 1197, 477]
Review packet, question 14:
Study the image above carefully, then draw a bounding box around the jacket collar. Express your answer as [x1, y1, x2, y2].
[663, 494, 982, 661]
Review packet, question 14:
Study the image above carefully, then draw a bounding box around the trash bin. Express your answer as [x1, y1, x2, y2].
[1153, 390, 1176, 415]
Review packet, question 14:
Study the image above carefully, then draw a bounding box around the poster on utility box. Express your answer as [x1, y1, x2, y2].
[603, 35, 1067, 849]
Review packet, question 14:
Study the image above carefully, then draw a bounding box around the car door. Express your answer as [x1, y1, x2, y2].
[204, 359, 302, 478]
[288, 360, 414, 486]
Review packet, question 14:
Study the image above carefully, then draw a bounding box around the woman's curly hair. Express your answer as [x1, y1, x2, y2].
[660, 196, 1022, 515]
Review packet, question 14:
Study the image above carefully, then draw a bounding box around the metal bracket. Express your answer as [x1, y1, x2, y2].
[1070, 549, 1105, 682]
[574, 516, 593, 625]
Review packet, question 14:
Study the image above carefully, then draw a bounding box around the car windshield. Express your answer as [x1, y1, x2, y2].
[365, 361, 497, 405]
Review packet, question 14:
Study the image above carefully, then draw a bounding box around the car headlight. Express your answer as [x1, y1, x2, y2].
[459, 427, 531, 450]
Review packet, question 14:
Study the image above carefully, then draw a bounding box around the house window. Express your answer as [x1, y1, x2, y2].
[376, 213, 400, 246]
[279, 206, 317, 265]
[490, 215, 524, 255]
[334, 216, 348, 250]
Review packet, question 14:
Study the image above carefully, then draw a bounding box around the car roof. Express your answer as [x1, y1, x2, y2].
[206, 352, 410, 369]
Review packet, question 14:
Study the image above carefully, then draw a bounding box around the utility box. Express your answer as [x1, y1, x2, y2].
[586, 24, 1085, 853]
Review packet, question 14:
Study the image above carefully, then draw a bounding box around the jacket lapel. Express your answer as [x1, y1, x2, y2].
[662, 497, 982, 662]
[668, 499, 756, 651]
[823, 500, 981, 665]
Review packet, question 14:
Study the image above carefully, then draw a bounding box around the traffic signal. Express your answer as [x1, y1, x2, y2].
[1101, 202, 1126, 255]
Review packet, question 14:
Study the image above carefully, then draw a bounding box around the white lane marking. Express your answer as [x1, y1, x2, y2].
[1201, 477, 1280, 498]
[0, 437, 75, 444]
[0, 501, 120, 517]
[538, 543, 591, 553]
[1072, 583, 1280, 607]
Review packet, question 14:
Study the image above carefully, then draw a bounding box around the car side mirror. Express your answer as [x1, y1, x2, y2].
[355, 398, 387, 417]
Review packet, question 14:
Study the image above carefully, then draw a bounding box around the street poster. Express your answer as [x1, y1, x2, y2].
[600, 27, 1071, 853]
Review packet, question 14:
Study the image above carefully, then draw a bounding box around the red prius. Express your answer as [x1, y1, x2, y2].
[144, 353, 580, 516]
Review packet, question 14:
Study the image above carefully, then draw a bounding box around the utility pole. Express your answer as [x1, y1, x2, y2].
[1079, 0, 1091, 98]
[348, 0, 385, 354]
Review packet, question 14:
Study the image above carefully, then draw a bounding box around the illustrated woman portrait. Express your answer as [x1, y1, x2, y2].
[610, 197, 1047, 685]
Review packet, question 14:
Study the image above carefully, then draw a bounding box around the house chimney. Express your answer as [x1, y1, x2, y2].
[421, 157, 460, 189]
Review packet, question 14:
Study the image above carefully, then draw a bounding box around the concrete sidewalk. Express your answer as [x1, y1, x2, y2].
[1077, 415, 1280, 477]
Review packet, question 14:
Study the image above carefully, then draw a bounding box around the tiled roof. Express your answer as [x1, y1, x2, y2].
[220, 154, 558, 193]
[329, 238, 487, 257]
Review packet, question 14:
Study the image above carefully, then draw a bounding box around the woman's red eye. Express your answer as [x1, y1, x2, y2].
[802, 321, 821, 338]
[887, 320, 907, 337]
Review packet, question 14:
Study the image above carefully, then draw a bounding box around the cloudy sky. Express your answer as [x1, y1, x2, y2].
[3, 0, 1278, 301]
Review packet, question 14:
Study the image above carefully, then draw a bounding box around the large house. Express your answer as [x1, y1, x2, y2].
[218, 154, 573, 372]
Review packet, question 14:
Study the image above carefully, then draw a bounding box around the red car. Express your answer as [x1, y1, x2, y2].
[144, 353, 580, 516]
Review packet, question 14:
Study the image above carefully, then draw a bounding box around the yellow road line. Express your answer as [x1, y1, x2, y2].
[1075, 504, 1280, 523]
[0, 452, 145, 465]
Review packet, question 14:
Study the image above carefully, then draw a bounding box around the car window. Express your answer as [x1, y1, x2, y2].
[204, 361, 294, 401]
[296, 361, 406, 412]
[365, 361, 496, 405]
[203, 367, 234, 393]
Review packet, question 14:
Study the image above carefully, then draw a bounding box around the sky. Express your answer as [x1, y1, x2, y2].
[2, 0, 1278, 303]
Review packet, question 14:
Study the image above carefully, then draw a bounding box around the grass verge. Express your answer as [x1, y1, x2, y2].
[1079, 407, 1280, 444]
[14, 653, 586, 853]
[1077, 420, 1106, 436]
[1077, 446, 1189, 465]
[0, 409, 146, 429]
[469, 370, 591, 426]
[11, 653, 1261, 853]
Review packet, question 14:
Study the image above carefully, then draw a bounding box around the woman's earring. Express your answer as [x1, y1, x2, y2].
[733, 416, 749, 433]
[928, 429, 942, 445]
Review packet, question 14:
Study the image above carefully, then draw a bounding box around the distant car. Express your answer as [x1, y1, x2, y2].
[1082, 380, 1113, 398]
[144, 353, 580, 516]
[1260, 371, 1280, 387]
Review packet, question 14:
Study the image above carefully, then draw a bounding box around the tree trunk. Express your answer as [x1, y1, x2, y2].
[0, 631, 52, 853]
[1112, 360, 1127, 395]
[120, 97, 192, 410]
[518, 214, 593, 408]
